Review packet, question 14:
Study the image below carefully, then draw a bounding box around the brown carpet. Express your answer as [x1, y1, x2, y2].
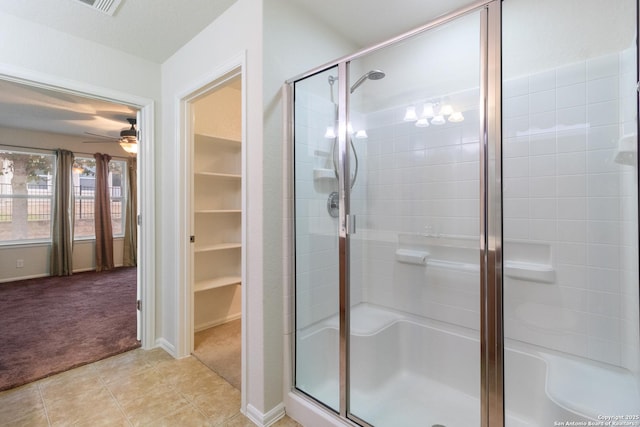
[193, 319, 241, 390]
[0, 267, 140, 391]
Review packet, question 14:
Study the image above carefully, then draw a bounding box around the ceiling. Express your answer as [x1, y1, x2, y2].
[293, 0, 473, 49]
[0, 0, 238, 64]
[0, 79, 138, 141]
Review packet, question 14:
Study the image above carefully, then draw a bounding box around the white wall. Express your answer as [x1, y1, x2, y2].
[159, 0, 269, 416]
[0, 13, 159, 99]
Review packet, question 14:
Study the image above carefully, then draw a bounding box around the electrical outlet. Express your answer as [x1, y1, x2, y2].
[16, 259, 24, 268]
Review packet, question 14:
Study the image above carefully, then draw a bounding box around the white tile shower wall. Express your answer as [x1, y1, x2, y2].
[360, 91, 482, 328]
[503, 50, 638, 369]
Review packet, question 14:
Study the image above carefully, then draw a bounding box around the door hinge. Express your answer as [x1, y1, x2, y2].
[190, 235, 195, 243]
[136, 299, 141, 311]
[137, 214, 142, 226]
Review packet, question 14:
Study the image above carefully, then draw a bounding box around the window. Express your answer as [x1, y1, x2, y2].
[73, 157, 127, 239]
[0, 150, 55, 243]
[0, 149, 126, 245]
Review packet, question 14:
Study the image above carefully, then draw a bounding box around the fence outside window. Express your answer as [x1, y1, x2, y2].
[0, 183, 124, 241]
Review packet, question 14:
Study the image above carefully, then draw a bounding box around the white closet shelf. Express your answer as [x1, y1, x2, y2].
[195, 134, 241, 145]
[195, 243, 241, 253]
[195, 209, 242, 214]
[195, 171, 241, 179]
[195, 276, 241, 292]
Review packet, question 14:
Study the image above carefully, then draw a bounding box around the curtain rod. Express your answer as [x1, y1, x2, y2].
[0, 143, 131, 161]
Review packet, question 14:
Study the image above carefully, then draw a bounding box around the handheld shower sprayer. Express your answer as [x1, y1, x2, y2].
[325, 69, 386, 217]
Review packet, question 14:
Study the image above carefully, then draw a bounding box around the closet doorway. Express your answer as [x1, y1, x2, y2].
[186, 68, 245, 391]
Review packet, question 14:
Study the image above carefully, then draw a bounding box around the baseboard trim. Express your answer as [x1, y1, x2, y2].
[245, 403, 286, 427]
[155, 337, 176, 357]
[0, 265, 129, 284]
[194, 312, 241, 333]
[0, 273, 49, 284]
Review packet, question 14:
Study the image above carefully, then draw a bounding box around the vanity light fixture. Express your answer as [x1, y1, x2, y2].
[403, 106, 418, 121]
[448, 111, 465, 123]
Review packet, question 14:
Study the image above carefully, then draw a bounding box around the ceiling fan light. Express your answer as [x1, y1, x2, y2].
[120, 141, 137, 154]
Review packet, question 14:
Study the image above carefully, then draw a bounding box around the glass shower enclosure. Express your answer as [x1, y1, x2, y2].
[288, 0, 639, 426]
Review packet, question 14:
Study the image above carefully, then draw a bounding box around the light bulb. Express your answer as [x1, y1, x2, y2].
[421, 103, 435, 118]
[448, 111, 464, 123]
[403, 106, 418, 121]
[415, 118, 430, 128]
[355, 130, 368, 139]
[440, 104, 454, 116]
[431, 115, 446, 125]
[324, 126, 336, 138]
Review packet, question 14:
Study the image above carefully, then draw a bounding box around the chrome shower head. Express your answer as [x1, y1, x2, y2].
[350, 69, 386, 93]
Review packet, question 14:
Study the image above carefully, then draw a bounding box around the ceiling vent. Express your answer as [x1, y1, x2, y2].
[74, 0, 123, 16]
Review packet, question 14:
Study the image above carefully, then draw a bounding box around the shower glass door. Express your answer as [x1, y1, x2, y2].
[293, 65, 341, 412]
[347, 10, 483, 426]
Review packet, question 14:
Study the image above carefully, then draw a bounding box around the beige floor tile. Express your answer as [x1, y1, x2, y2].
[174, 372, 232, 403]
[142, 405, 210, 427]
[273, 415, 304, 427]
[136, 348, 174, 368]
[71, 412, 131, 427]
[1, 348, 307, 427]
[106, 366, 172, 403]
[39, 369, 103, 404]
[93, 351, 155, 384]
[219, 413, 255, 427]
[0, 409, 49, 427]
[119, 387, 191, 426]
[153, 356, 214, 387]
[194, 388, 241, 425]
[0, 383, 44, 424]
[46, 384, 123, 427]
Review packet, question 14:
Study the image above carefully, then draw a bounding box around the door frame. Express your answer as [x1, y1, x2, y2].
[0, 64, 157, 350]
[177, 52, 247, 409]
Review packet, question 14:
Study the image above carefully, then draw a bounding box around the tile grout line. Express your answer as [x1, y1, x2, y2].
[167, 364, 218, 424]
[35, 382, 52, 427]
[99, 375, 134, 427]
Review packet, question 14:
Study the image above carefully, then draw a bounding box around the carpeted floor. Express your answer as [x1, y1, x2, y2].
[0, 267, 140, 391]
[193, 319, 241, 390]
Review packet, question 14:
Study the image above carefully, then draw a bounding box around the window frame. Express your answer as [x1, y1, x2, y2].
[0, 148, 128, 247]
[0, 148, 56, 246]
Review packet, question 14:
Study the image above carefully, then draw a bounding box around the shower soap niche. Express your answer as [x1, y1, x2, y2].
[504, 261, 555, 284]
[503, 241, 555, 284]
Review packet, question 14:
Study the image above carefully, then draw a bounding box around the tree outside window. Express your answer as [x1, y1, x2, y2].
[0, 151, 54, 242]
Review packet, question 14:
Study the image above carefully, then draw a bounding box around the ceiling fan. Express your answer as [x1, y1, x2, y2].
[83, 117, 138, 154]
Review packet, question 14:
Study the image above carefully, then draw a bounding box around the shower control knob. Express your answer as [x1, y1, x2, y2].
[327, 191, 339, 218]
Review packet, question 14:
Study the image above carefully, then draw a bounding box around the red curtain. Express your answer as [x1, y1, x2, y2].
[94, 153, 114, 272]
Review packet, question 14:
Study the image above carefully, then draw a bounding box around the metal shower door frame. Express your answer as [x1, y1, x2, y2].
[286, 1, 503, 425]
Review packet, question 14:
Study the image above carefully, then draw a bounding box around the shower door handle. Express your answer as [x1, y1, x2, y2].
[346, 214, 356, 235]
